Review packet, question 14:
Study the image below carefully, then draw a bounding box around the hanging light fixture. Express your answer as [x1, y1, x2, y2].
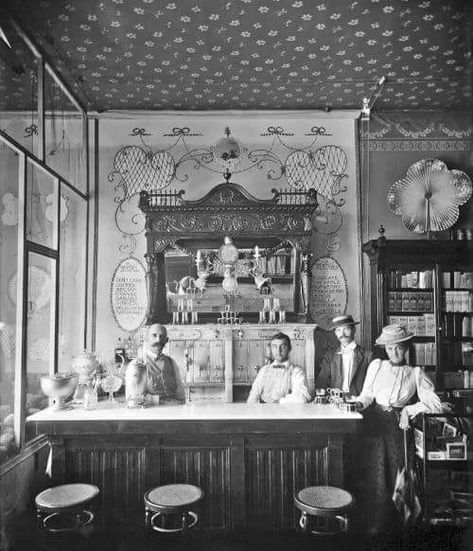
[214, 127, 241, 182]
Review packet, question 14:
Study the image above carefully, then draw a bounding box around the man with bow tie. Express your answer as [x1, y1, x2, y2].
[316, 315, 372, 396]
[247, 332, 311, 404]
[144, 324, 185, 402]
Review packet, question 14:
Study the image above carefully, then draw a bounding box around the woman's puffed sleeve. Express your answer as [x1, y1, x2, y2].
[403, 367, 443, 417]
[354, 359, 381, 409]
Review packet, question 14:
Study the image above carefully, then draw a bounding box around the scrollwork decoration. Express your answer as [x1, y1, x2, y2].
[324, 235, 342, 254]
[109, 124, 349, 257]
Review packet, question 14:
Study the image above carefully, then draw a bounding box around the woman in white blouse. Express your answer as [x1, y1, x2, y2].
[352, 324, 443, 536]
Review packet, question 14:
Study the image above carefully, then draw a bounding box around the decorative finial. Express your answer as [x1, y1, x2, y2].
[378, 225, 386, 237]
[223, 170, 231, 183]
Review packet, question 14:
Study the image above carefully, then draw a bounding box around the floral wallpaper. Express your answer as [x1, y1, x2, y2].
[3, 0, 471, 112]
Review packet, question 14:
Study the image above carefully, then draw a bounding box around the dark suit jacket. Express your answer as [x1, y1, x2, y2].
[316, 344, 372, 395]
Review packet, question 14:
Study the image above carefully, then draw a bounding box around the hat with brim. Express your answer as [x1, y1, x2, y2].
[375, 324, 413, 346]
[330, 315, 360, 330]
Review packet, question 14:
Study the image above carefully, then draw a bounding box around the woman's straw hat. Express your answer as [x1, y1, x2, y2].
[375, 324, 413, 346]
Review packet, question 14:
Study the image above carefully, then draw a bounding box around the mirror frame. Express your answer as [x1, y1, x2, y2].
[139, 182, 318, 324]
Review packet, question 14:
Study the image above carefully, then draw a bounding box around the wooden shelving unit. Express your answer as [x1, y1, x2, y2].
[362, 235, 473, 390]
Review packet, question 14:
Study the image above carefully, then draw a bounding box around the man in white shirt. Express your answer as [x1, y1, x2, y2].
[316, 315, 371, 395]
[247, 332, 311, 404]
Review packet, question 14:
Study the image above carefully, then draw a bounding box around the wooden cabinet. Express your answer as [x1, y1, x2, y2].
[362, 235, 473, 390]
[437, 268, 473, 389]
[166, 323, 317, 402]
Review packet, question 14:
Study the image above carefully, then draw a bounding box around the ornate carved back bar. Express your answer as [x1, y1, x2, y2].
[139, 183, 319, 402]
[139, 182, 319, 324]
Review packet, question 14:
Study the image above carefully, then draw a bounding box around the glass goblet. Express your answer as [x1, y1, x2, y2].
[100, 372, 123, 403]
[99, 352, 123, 403]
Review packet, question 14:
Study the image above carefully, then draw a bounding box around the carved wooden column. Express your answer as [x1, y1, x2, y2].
[301, 252, 313, 322]
[145, 252, 166, 324]
[361, 231, 385, 348]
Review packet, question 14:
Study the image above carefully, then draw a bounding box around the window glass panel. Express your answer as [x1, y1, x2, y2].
[26, 159, 58, 249]
[45, 72, 85, 193]
[58, 184, 87, 369]
[0, 21, 39, 156]
[25, 253, 55, 443]
[0, 141, 20, 461]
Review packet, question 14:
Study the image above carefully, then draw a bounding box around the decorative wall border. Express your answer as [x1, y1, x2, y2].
[359, 139, 472, 152]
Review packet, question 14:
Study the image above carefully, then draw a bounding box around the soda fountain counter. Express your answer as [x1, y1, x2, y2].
[27, 401, 361, 531]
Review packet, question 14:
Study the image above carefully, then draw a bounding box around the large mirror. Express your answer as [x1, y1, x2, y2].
[139, 183, 318, 324]
[164, 237, 297, 320]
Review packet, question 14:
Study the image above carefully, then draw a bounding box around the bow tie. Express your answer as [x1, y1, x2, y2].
[272, 364, 286, 369]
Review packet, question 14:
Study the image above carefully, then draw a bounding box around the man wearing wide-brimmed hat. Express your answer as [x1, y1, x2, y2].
[316, 314, 372, 395]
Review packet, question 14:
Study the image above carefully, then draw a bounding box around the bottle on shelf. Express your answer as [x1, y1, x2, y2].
[124, 336, 136, 361]
[462, 317, 471, 338]
[463, 369, 470, 389]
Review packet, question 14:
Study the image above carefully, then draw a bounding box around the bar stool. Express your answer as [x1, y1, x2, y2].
[144, 483, 204, 535]
[294, 485, 353, 536]
[35, 483, 100, 533]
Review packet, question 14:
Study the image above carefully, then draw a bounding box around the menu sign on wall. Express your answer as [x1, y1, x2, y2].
[311, 256, 348, 330]
[111, 257, 148, 332]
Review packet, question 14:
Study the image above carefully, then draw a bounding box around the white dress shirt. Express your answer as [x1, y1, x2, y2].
[336, 341, 357, 392]
[247, 361, 311, 404]
[356, 359, 443, 417]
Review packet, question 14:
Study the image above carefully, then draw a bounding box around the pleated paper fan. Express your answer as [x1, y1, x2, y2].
[388, 159, 472, 234]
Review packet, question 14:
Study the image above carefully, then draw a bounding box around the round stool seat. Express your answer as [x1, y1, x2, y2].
[144, 484, 204, 535]
[145, 484, 204, 513]
[295, 486, 353, 515]
[35, 483, 99, 533]
[294, 486, 353, 536]
[35, 483, 100, 512]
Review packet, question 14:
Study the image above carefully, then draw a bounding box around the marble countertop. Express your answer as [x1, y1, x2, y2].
[27, 401, 361, 423]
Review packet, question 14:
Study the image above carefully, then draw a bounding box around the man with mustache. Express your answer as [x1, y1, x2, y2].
[316, 314, 371, 396]
[143, 323, 185, 402]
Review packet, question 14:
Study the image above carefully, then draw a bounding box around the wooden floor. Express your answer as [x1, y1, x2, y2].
[2, 510, 471, 551]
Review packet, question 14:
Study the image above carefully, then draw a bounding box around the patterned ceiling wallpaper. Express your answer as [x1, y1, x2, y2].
[2, 0, 472, 112]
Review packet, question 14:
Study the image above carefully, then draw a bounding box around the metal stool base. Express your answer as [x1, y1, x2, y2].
[40, 509, 94, 533]
[299, 511, 349, 536]
[148, 510, 198, 534]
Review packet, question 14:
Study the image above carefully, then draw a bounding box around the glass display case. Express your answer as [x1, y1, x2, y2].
[415, 413, 473, 526]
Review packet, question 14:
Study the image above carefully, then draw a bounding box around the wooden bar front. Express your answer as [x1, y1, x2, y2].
[28, 403, 361, 530]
